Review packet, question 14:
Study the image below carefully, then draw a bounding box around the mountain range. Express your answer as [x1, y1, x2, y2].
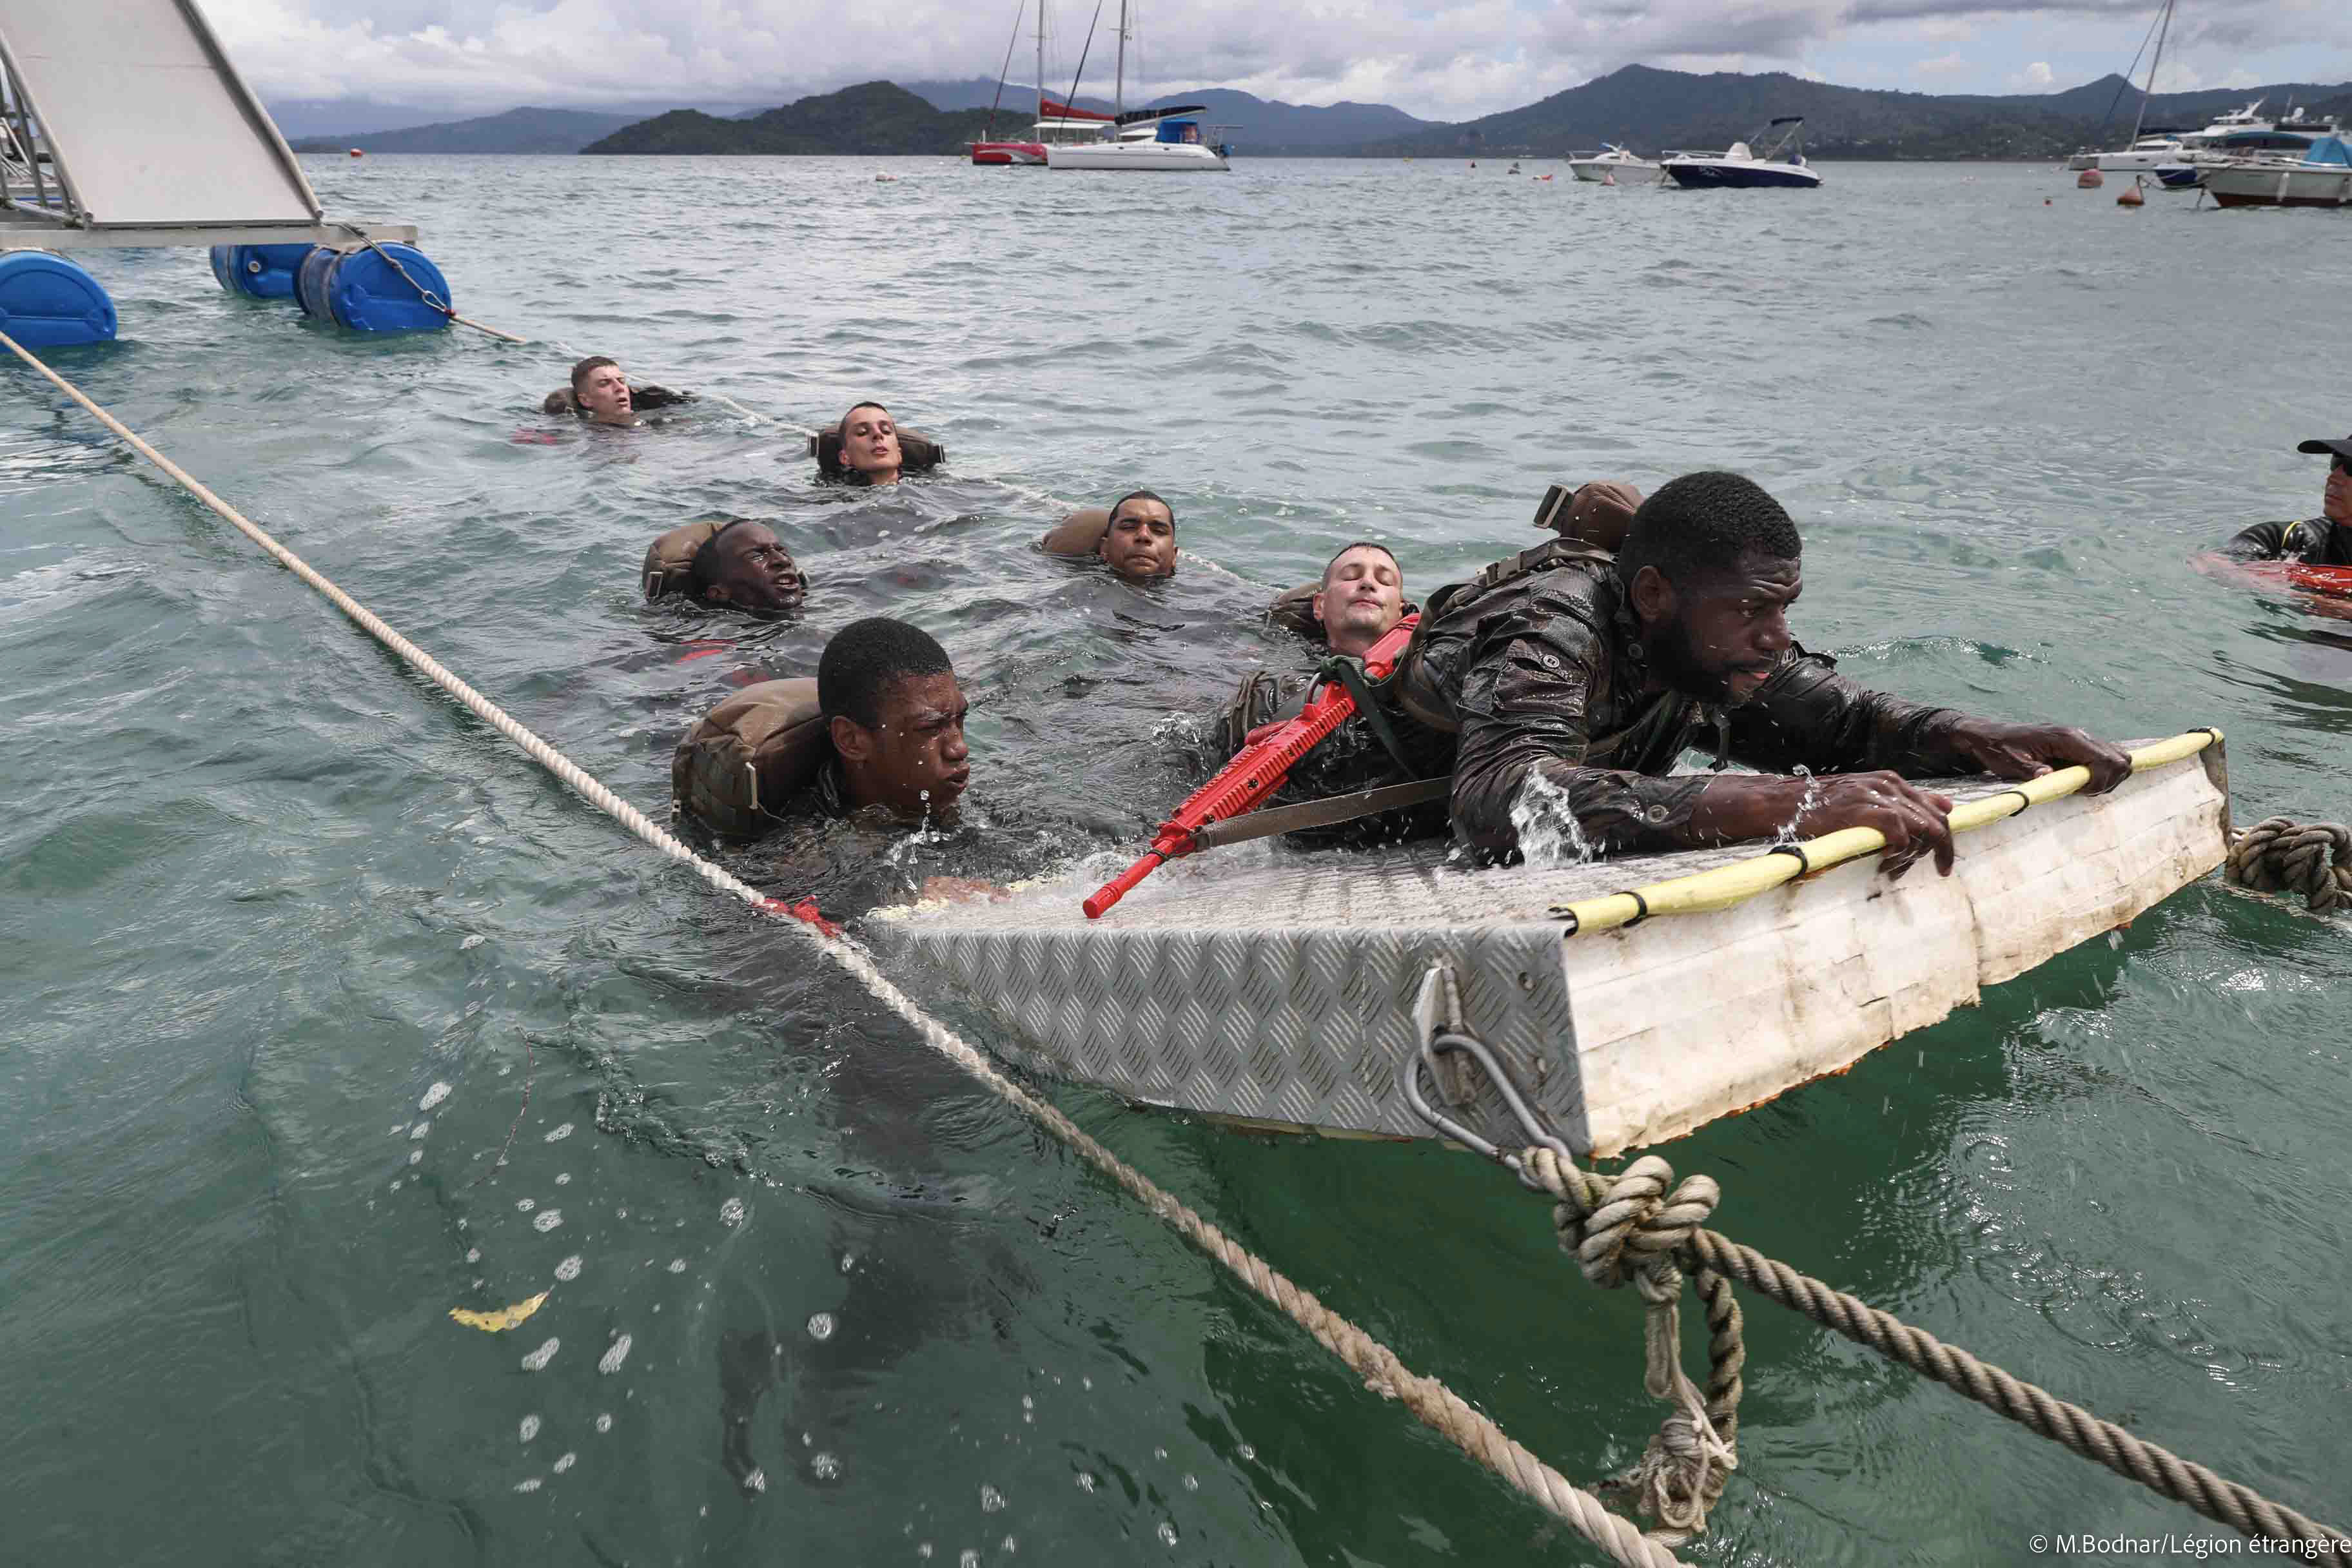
[278, 66, 2352, 161]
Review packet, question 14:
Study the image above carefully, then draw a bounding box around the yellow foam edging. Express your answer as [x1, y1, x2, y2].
[1558, 729, 2220, 937]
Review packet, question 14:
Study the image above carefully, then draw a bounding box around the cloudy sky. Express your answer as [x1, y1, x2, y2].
[213, 0, 2352, 122]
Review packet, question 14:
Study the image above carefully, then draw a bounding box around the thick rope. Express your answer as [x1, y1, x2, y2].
[2, 329, 1689, 1568]
[1522, 1148, 2349, 1549]
[2226, 816, 2352, 914]
[1550, 1154, 1744, 1538]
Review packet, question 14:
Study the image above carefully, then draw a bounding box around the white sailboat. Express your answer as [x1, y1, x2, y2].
[1045, 0, 1233, 172]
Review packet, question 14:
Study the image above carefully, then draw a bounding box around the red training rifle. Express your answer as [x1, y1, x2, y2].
[1083, 614, 1420, 919]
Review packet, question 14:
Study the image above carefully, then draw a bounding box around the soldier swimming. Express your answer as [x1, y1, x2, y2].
[1398, 469, 2128, 872]
[1039, 490, 1179, 580]
[2217, 431, 2352, 565]
[544, 355, 695, 424]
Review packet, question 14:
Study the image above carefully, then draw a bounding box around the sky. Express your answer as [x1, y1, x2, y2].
[213, 0, 2352, 123]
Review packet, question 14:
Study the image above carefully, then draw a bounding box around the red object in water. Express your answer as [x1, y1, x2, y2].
[760, 896, 841, 938]
[349, 148, 364, 158]
[1084, 614, 1420, 919]
[510, 429, 561, 444]
[2077, 168, 2104, 188]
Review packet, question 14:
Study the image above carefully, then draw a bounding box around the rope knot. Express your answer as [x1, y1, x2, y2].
[2226, 816, 2352, 914]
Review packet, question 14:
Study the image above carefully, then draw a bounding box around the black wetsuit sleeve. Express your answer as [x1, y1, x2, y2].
[2217, 520, 2295, 561]
[632, 385, 694, 411]
[1725, 649, 1972, 778]
[1447, 609, 1709, 855]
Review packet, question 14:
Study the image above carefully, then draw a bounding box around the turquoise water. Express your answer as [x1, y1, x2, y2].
[5, 155, 2349, 1565]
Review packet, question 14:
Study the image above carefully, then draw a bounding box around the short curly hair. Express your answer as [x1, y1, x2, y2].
[818, 618, 954, 731]
[1618, 471, 1801, 588]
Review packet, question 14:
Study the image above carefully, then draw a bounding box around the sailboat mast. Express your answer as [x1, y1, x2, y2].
[1037, 0, 1046, 122]
[2130, 0, 2175, 143]
[1113, 0, 1127, 117]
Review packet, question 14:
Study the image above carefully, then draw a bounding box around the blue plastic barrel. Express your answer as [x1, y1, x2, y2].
[0, 251, 117, 348]
[294, 243, 452, 333]
[208, 242, 320, 300]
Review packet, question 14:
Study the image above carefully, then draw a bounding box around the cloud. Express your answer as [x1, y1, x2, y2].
[2006, 59, 2055, 88]
[1913, 52, 1970, 74]
[210, 0, 2352, 123]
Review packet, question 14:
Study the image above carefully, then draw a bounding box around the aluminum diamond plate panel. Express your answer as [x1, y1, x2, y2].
[871, 750, 2229, 1156]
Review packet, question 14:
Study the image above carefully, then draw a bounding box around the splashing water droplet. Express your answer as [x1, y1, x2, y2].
[520, 1338, 558, 1371]
[553, 1452, 575, 1474]
[554, 1254, 583, 1281]
[917, 1545, 934, 1560]
[514, 1476, 542, 1493]
[999, 1537, 1015, 1555]
[598, 1334, 632, 1375]
[743, 1467, 767, 1494]
[1182, 1474, 1198, 1491]
[1157, 1522, 1179, 1547]
[811, 1452, 841, 1480]
[407, 1148, 422, 1166]
[555, 1172, 571, 1186]
[516, 1198, 536, 1213]
[979, 1484, 1006, 1513]
[466, 1248, 480, 1264]
[420, 1083, 451, 1111]
[520, 1415, 541, 1442]
[667, 1258, 687, 1273]
[807, 1313, 834, 1342]
[544, 1122, 574, 1143]
[594, 1413, 612, 1434]
[1075, 1473, 1096, 1493]
[1507, 767, 1598, 866]
[1238, 1444, 1255, 1461]
[534, 1210, 562, 1232]
[720, 1197, 745, 1227]
[409, 1121, 431, 1140]
[959, 1551, 980, 1568]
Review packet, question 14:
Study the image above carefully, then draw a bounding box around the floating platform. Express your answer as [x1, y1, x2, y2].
[874, 734, 2229, 1159]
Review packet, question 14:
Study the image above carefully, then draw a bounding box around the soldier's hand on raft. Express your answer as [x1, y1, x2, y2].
[1948, 721, 2132, 795]
[919, 876, 1006, 905]
[1790, 772, 1958, 881]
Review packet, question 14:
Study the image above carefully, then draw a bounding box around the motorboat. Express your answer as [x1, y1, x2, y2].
[2152, 113, 2345, 191]
[2202, 133, 2352, 208]
[1042, 0, 1234, 171]
[2068, 133, 2191, 173]
[1566, 144, 1662, 184]
[1662, 118, 1820, 190]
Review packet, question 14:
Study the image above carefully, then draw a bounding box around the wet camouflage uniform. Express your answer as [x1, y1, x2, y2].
[1396, 541, 1982, 856]
[2219, 518, 2352, 565]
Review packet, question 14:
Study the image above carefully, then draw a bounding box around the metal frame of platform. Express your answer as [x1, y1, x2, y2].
[0, 0, 414, 250]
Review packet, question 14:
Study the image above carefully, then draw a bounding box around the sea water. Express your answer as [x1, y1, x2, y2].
[3, 155, 2348, 1565]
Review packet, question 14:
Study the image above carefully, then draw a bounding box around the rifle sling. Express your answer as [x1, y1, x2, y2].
[1190, 777, 1451, 850]
[1319, 654, 1416, 776]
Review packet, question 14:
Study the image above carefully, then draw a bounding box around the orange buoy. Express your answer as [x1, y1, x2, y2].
[349, 148, 364, 158]
[2077, 168, 2104, 188]
[2117, 177, 2145, 207]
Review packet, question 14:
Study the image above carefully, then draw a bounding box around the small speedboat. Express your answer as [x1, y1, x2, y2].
[1566, 144, 1663, 184]
[1663, 118, 1820, 190]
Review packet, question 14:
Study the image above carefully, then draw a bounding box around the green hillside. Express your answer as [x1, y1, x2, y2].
[584, 83, 997, 155]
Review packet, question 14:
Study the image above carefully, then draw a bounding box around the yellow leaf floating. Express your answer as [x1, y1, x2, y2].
[450, 1291, 548, 1332]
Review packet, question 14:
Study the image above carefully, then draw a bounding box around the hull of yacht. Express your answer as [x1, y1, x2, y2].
[1567, 158, 1663, 184]
[1663, 159, 1821, 190]
[970, 141, 1048, 166]
[1047, 141, 1229, 172]
[2204, 162, 2352, 208]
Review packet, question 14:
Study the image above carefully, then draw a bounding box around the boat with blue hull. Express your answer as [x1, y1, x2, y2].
[1663, 117, 1821, 190]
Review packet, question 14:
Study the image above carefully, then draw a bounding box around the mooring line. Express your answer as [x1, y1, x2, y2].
[1, 328, 1693, 1567]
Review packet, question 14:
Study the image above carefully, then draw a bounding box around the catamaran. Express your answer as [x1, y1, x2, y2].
[1044, 0, 1233, 172]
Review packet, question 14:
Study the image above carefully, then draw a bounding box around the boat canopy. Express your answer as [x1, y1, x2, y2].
[2302, 135, 2352, 166]
[1153, 117, 1204, 144]
[1117, 102, 1205, 126]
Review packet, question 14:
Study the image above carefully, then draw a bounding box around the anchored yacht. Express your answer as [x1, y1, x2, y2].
[1662, 119, 1820, 190]
[1565, 145, 1662, 184]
